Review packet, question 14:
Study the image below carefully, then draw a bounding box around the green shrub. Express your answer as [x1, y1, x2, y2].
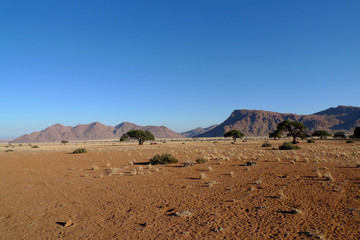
[307, 139, 315, 143]
[195, 158, 207, 164]
[279, 142, 300, 150]
[245, 161, 257, 166]
[5, 149, 14, 152]
[262, 141, 272, 147]
[149, 154, 178, 165]
[32, 145, 39, 148]
[346, 140, 354, 143]
[73, 148, 87, 154]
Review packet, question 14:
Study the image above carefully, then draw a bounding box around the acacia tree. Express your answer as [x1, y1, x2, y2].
[224, 130, 245, 142]
[333, 131, 346, 139]
[119, 134, 129, 142]
[61, 140, 69, 145]
[269, 130, 282, 140]
[354, 127, 360, 138]
[276, 120, 306, 144]
[312, 130, 332, 140]
[122, 130, 155, 145]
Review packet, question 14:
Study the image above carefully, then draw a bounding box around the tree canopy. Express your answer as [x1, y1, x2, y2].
[312, 130, 332, 140]
[121, 130, 155, 145]
[333, 131, 346, 139]
[269, 130, 282, 140]
[276, 120, 306, 144]
[224, 130, 245, 142]
[354, 127, 360, 138]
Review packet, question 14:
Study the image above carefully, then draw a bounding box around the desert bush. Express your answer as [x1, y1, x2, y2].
[307, 139, 315, 143]
[73, 148, 87, 154]
[346, 140, 354, 143]
[262, 141, 272, 147]
[149, 154, 178, 165]
[32, 145, 39, 148]
[180, 161, 194, 167]
[279, 142, 301, 150]
[5, 149, 14, 152]
[245, 161, 257, 166]
[195, 158, 207, 164]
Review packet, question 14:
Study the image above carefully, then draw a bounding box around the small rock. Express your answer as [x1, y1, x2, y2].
[64, 220, 73, 227]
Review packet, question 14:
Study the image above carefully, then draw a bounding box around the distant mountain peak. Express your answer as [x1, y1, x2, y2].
[11, 121, 183, 143]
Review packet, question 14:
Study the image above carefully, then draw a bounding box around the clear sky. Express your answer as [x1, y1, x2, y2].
[1, 0, 359, 139]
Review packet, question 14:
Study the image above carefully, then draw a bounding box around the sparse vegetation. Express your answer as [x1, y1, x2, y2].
[72, 148, 87, 154]
[149, 154, 178, 165]
[275, 120, 306, 144]
[195, 158, 207, 164]
[122, 130, 155, 145]
[354, 127, 360, 138]
[245, 161, 257, 166]
[224, 130, 245, 142]
[312, 130, 332, 139]
[279, 142, 300, 150]
[261, 141, 272, 147]
[333, 131, 346, 139]
[269, 130, 282, 140]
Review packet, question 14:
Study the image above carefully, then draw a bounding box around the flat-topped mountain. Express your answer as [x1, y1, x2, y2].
[196, 106, 360, 137]
[11, 122, 183, 143]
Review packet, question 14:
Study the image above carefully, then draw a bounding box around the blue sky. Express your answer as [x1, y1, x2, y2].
[1, 0, 359, 139]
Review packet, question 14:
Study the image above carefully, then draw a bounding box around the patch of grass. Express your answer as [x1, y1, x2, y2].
[72, 148, 87, 154]
[195, 158, 207, 164]
[279, 142, 300, 150]
[261, 141, 272, 147]
[149, 154, 178, 165]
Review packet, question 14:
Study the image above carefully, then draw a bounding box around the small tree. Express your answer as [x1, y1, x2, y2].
[299, 133, 311, 140]
[269, 130, 282, 140]
[123, 130, 155, 145]
[354, 127, 360, 138]
[61, 140, 69, 145]
[312, 130, 332, 140]
[119, 134, 129, 142]
[224, 130, 245, 142]
[333, 131, 346, 139]
[276, 120, 306, 144]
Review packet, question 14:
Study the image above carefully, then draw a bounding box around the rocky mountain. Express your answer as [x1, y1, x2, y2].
[181, 125, 218, 138]
[11, 122, 183, 143]
[196, 106, 360, 137]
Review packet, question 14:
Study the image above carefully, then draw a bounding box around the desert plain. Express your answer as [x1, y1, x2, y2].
[0, 139, 359, 239]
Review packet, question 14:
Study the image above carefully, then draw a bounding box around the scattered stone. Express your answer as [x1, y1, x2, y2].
[64, 220, 73, 227]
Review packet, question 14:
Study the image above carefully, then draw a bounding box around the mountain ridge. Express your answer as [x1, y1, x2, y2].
[11, 122, 184, 143]
[196, 105, 360, 137]
[11, 106, 360, 142]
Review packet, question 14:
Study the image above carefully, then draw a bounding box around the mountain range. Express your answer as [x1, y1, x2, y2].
[196, 105, 360, 137]
[11, 122, 183, 143]
[11, 105, 360, 143]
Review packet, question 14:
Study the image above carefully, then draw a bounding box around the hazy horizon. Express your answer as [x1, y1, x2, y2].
[1, 1, 359, 139]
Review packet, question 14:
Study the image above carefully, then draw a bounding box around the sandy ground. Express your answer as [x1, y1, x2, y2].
[0, 140, 359, 239]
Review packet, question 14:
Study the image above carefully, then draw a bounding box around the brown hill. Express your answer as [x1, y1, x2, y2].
[196, 106, 360, 137]
[181, 125, 218, 137]
[11, 122, 183, 143]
